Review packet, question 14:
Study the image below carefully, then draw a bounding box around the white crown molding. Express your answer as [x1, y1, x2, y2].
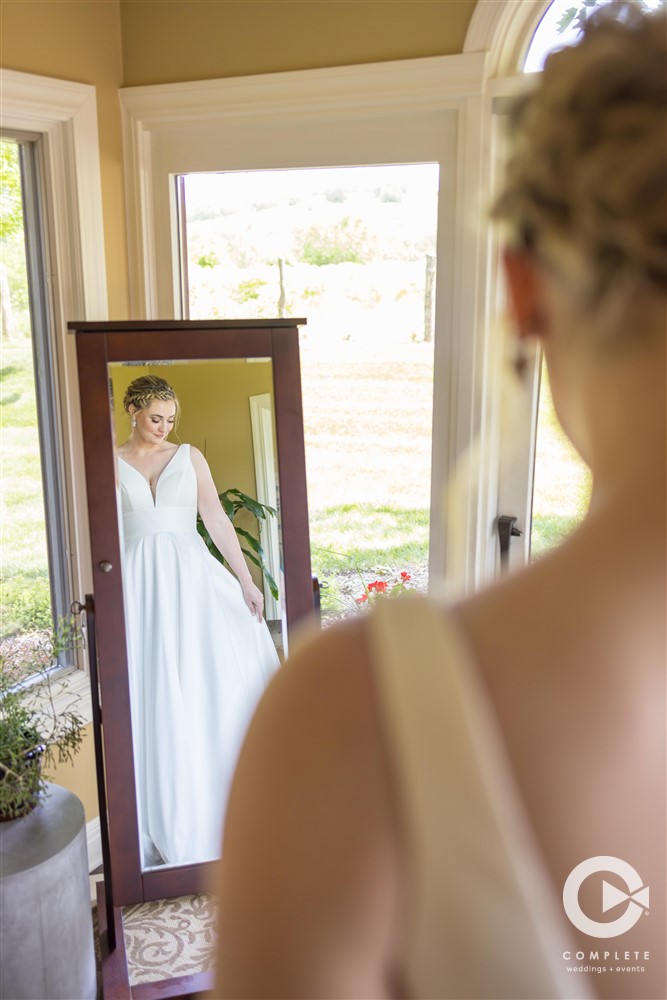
[120, 52, 487, 128]
[1, 69, 94, 128]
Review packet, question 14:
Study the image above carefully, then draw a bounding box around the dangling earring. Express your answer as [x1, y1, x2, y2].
[131, 417, 137, 428]
[512, 341, 529, 382]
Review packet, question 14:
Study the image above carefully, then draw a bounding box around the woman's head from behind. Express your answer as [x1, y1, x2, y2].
[123, 375, 180, 444]
[495, 2, 666, 339]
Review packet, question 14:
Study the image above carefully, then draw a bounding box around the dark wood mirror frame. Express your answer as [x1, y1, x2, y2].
[70, 319, 313, 908]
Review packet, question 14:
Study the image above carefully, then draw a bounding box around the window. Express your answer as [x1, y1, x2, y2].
[1, 134, 71, 675]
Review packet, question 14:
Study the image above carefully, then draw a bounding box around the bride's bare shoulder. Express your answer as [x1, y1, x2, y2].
[218, 614, 401, 994]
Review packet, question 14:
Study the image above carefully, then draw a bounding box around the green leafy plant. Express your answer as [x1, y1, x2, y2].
[197, 488, 279, 600]
[0, 620, 86, 820]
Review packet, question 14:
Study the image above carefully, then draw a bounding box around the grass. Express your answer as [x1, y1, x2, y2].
[1, 340, 52, 637]
[310, 503, 429, 620]
[310, 503, 429, 577]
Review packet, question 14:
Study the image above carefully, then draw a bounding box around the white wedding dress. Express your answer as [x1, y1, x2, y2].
[118, 443, 280, 868]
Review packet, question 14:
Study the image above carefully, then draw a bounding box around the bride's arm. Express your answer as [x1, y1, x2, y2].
[190, 446, 264, 619]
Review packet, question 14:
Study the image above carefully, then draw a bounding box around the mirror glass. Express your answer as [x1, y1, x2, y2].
[108, 358, 283, 871]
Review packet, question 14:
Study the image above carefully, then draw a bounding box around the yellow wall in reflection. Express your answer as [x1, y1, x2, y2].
[110, 360, 272, 493]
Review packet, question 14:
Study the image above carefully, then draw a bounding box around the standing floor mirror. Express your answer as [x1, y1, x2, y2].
[71, 320, 313, 995]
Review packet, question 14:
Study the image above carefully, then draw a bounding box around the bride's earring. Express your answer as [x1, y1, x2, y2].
[131, 417, 137, 428]
[512, 341, 529, 382]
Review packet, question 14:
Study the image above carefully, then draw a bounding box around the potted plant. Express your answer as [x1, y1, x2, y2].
[197, 486, 280, 599]
[0, 618, 97, 999]
[0, 619, 86, 820]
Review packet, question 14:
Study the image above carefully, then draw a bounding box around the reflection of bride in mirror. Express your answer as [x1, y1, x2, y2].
[116, 374, 279, 868]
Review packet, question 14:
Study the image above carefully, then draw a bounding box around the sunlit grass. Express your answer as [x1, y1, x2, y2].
[310, 503, 429, 578]
[1, 340, 51, 635]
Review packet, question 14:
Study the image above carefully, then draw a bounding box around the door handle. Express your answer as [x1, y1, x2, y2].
[497, 514, 523, 569]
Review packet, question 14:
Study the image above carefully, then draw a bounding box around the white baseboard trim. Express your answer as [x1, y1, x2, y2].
[86, 816, 102, 873]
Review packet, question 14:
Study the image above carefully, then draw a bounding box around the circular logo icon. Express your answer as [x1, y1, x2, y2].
[563, 856, 649, 938]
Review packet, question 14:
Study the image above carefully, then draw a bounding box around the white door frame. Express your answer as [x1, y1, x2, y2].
[119, 4, 551, 595]
[249, 393, 281, 622]
[120, 53, 494, 593]
[463, 0, 558, 575]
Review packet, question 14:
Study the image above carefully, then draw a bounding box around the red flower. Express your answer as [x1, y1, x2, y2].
[355, 594, 368, 604]
[400, 572, 411, 581]
[373, 580, 388, 593]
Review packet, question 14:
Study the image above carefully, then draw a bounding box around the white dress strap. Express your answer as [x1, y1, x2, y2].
[368, 595, 594, 999]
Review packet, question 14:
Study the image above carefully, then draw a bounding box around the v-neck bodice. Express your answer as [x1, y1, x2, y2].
[119, 444, 184, 505]
[119, 444, 198, 538]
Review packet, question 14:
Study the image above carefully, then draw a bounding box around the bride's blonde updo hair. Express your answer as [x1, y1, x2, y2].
[123, 375, 181, 426]
[493, 2, 666, 330]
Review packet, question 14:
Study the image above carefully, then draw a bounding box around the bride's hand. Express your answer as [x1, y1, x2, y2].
[242, 580, 264, 621]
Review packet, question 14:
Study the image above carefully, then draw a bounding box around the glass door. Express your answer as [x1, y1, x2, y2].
[174, 164, 439, 622]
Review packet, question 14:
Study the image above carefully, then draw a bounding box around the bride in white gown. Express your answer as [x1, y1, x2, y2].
[116, 374, 279, 868]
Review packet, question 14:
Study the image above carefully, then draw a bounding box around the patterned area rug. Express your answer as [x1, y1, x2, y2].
[122, 893, 217, 985]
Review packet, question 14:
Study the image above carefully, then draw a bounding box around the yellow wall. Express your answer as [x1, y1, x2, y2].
[109, 360, 273, 494]
[1, 0, 130, 319]
[49, 723, 99, 823]
[120, 0, 478, 86]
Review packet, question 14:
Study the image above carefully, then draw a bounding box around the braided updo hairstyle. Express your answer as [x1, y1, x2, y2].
[123, 375, 181, 427]
[493, 2, 666, 328]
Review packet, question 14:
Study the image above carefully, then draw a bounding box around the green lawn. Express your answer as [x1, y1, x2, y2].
[310, 503, 429, 577]
[310, 503, 429, 620]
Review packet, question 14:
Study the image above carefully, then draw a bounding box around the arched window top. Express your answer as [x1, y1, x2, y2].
[523, 0, 595, 71]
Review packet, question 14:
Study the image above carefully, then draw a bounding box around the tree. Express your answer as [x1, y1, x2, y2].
[0, 141, 23, 240]
[557, 0, 666, 35]
[0, 140, 24, 338]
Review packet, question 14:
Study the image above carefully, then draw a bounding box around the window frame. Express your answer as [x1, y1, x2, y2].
[1, 131, 72, 638]
[0, 69, 109, 717]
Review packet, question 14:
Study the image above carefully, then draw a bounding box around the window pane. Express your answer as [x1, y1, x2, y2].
[178, 165, 438, 623]
[531, 360, 592, 558]
[1, 138, 59, 676]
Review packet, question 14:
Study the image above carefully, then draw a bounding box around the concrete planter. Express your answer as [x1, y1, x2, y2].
[0, 783, 96, 1000]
